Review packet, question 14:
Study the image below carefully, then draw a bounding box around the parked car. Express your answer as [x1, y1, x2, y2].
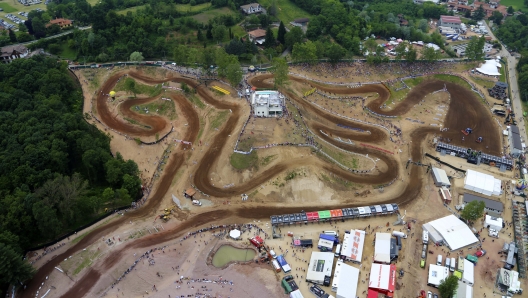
[475, 250, 486, 257]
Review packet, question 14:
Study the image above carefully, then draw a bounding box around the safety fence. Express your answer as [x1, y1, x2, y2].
[360, 143, 394, 155]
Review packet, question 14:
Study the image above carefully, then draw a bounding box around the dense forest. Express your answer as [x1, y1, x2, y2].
[0, 57, 142, 286]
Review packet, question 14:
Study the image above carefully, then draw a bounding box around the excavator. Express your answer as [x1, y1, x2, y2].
[160, 205, 176, 222]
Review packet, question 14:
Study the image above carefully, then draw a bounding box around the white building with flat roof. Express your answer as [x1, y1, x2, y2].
[251, 90, 284, 117]
[428, 264, 449, 287]
[374, 233, 391, 264]
[331, 261, 359, 298]
[306, 251, 334, 286]
[423, 215, 479, 251]
[341, 230, 365, 263]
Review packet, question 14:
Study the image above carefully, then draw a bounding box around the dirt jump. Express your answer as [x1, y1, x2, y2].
[19, 70, 502, 298]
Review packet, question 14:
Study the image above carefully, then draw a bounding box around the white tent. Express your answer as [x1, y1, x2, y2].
[456, 280, 473, 298]
[464, 170, 502, 196]
[427, 215, 478, 250]
[428, 264, 449, 287]
[229, 229, 241, 239]
[341, 230, 365, 262]
[485, 215, 503, 231]
[374, 233, 391, 263]
[476, 59, 501, 76]
[462, 259, 474, 285]
[331, 261, 359, 298]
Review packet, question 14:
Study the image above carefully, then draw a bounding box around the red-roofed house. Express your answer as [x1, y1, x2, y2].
[438, 15, 462, 29]
[248, 28, 267, 44]
[46, 18, 73, 29]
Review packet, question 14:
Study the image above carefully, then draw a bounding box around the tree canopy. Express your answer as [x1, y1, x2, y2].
[271, 57, 289, 88]
[460, 200, 486, 223]
[438, 275, 459, 298]
[0, 56, 142, 256]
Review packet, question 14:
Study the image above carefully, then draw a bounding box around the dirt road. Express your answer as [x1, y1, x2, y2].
[19, 71, 501, 298]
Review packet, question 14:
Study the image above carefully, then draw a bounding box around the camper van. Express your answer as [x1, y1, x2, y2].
[458, 256, 465, 272]
[335, 244, 342, 257]
[392, 231, 408, 239]
[422, 231, 429, 244]
[450, 257, 456, 272]
[437, 255, 443, 266]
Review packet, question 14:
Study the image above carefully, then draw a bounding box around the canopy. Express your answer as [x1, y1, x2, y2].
[476, 60, 501, 76]
[229, 229, 241, 239]
[109, 91, 116, 97]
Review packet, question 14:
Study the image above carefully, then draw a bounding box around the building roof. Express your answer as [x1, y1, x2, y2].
[428, 264, 449, 286]
[456, 280, 473, 298]
[294, 18, 310, 23]
[368, 264, 396, 292]
[306, 252, 334, 283]
[248, 29, 266, 38]
[341, 230, 365, 262]
[240, 3, 260, 10]
[440, 15, 462, 23]
[462, 259, 474, 284]
[463, 169, 502, 197]
[332, 261, 359, 298]
[427, 215, 479, 250]
[484, 215, 503, 229]
[185, 188, 196, 196]
[49, 18, 72, 25]
[432, 167, 451, 186]
[1, 45, 28, 58]
[374, 233, 391, 263]
[463, 193, 504, 212]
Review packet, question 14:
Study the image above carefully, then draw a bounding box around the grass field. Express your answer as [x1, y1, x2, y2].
[500, 0, 525, 10]
[0, 2, 17, 12]
[192, 7, 234, 23]
[117, 4, 146, 15]
[258, 0, 312, 25]
[176, 2, 211, 13]
[0, 0, 47, 13]
[56, 43, 78, 60]
[230, 151, 258, 169]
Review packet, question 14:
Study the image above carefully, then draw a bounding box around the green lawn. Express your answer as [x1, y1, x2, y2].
[500, 0, 524, 10]
[117, 4, 146, 15]
[500, 62, 507, 82]
[258, 0, 313, 25]
[192, 7, 234, 23]
[0, 2, 17, 13]
[56, 42, 78, 60]
[176, 2, 212, 13]
[230, 151, 258, 169]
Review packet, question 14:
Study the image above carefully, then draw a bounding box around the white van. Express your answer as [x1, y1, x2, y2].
[437, 255, 443, 266]
[335, 244, 341, 257]
[323, 231, 338, 237]
[445, 257, 450, 268]
[422, 231, 429, 244]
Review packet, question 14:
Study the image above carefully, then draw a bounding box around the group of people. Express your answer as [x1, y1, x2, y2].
[28, 243, 66, 265]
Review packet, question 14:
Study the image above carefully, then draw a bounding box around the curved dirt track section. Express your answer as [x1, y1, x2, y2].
[21, 71, 500, 298]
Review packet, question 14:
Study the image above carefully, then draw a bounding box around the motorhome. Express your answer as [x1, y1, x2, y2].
[422, 231, 429, 244]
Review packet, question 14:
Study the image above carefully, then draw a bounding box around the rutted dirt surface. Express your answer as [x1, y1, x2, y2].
[20, 71, 501, 298]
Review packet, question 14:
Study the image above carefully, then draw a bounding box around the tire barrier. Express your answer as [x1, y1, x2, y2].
[425, 153, 467, 174]
[337, 124, 366, 132]
[140, 126, 174, 145]
[363, 106, 398, 118]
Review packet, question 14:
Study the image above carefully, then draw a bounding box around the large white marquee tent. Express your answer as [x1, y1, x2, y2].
[464, 169, 502, 196]
[476, 59, 501, 76]
[425, 215, 479, 250]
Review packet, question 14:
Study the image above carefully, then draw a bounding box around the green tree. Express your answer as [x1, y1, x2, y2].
[364, 38, 378, 53]
[122, 174, 141, 197]
[438, 275, 459, 298]
[197, 28, 204, 41]
[473, 5, 485, 21]
[212, 25, 227, 43]
[508, 6, 514, 14]
[0, 243, 36, 285]
[395, 42, 407, 60]
[278, 21, 286, 45]
[271, 57, 289, 88]
[32, 201, 62, 238]
[465, 10, 472, 18]
[123, 78, 137, 96]
[130, 51, 144, 63]
[405, 44, 417, 62]
[285, 26, 303, 48]
[8, 29, 16, 42]
[31, 16, 46, 38]
[460, 200, 486, 223]
[421, 46, 440, 61]
[264, 26, 275, 48]
[490, 10, 504, 25]
[226, 62, 243, 87]
[292, 41, 317, 63]
[326, 43, 346, 64]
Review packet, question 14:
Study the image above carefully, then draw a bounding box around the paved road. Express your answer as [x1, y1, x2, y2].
[485, 22, 528, 144]
[18, 26, 92, 46]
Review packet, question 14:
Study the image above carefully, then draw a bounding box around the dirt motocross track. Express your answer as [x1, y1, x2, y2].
[20, 71, 501, 298]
